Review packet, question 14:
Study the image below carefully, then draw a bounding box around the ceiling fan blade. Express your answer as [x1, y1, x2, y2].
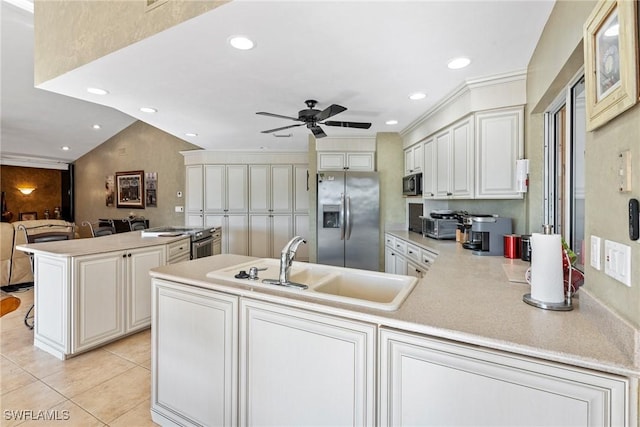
[256, 112, 300, 121]
[314, 104, 347, 121]
[309, 125, 327, 138]
[261, 124, 305, 134]
[323, 120, 372, 129]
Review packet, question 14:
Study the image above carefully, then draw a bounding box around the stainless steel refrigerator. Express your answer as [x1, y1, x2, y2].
[317, 171, 379, 271]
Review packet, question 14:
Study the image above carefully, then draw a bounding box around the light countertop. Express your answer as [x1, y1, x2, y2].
[15, 231, 190, 257]
[147, 232, 637, 378]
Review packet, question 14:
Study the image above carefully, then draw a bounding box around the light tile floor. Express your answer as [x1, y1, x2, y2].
[1, 288, 158, 426]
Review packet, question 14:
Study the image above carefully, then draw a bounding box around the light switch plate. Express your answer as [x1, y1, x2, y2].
[604, 240, 631, 287]
[590, 235, 601, 270]
[618, 150, 631, 192]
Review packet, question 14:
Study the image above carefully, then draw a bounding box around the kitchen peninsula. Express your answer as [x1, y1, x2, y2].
[16, 232, 190, 360]
[149, 238, 639, 427]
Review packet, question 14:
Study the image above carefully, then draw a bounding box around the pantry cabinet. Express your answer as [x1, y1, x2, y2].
[152, 279, 238, 427]
[205, 214, 249, 256]
[239, 299, 376, 426]
[185, 165, 248, 227]
[249, 165, 293, 213]
[475, 107, 524, 199]
[379, 328, 628, 427]
[248, 214, 292, 258]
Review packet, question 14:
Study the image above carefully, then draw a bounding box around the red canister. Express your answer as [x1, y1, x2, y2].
[503, 234, 522, 259]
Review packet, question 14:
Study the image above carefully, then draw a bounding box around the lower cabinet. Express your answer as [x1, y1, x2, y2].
[73, 246, 165, 353]
[379, 328, 630, 427]
[239, 299, 376, 426]
[248, 214, 292, 258]
[151, 279, 632, 427]
[151, 279, 238, 427]
[206, 213, 249, 256]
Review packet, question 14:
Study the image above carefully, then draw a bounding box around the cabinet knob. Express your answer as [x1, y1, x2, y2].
[128, 253, 132, 257]
[122, 254, 126, 258]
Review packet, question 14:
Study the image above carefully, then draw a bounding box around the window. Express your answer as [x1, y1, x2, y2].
[544, 73, 586, 269]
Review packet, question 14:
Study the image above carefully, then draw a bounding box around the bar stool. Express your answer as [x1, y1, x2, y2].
[82, 219, 116, 237]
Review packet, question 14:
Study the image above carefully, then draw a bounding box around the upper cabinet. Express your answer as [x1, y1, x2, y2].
[416, 106, 523, 201]
[433, 116, 474, 199]
[403, 144, 423, 175]
[317, 152, 375, 171]
[475, 107, 524, 199]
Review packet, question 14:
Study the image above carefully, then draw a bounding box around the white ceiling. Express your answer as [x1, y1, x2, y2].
[2, 0, 555, 164]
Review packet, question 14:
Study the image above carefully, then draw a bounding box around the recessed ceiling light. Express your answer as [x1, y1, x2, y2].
[140, 107, 157, 113]
[92, 124, 101, 130]
[229, 36, 255, 50]
[61, 146, 70, 151]
[385, 120, 398, 125]
[87, 87, 109, 95]
[185, 132, 198, 137]
[409, 92, 426, 101]
[447, 57, 471, 69]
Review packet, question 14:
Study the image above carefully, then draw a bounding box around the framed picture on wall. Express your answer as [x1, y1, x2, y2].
[115, 170, 145, 209]
[584, 0, 638, 130]
[19, 211, 37, 221]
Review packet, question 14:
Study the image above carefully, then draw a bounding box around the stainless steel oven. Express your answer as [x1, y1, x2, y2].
[192, 236, 214, 259]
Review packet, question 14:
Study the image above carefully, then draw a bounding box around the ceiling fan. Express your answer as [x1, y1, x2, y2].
[256, 100, 371, 138]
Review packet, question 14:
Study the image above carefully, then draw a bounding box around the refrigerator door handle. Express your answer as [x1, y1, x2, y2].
[345, 195, 352, 240]
[339, 193, 346, 240]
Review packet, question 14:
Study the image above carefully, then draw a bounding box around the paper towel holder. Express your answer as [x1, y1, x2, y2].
[522, 225, 574, 311]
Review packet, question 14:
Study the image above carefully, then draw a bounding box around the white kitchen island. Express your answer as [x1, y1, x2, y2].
[149, 237, 639, 427]
[16, 231, 190, 360]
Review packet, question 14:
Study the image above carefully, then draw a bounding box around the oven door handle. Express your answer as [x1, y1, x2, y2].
[193, 237, 214, 248]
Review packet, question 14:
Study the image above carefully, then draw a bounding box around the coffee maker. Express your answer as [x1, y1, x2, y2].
[462, 216, 512, 256]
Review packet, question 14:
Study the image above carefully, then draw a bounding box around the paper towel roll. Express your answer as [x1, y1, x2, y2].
[530, 233, 564, 303]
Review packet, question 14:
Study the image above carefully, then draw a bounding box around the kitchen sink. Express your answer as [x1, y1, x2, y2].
[206, 258, 418, 311]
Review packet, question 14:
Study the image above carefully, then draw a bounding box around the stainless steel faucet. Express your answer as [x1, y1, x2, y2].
[262, 236, 308, 289]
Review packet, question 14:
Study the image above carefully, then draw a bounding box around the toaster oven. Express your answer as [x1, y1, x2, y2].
[422, 217, 458, 240]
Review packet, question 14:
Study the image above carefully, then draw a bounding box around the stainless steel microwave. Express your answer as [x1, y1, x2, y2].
[403, 173, 422, 196]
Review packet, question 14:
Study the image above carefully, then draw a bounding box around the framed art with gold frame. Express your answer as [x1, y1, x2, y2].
[115, 170, 145, 209]
[584, 0, 638, 130]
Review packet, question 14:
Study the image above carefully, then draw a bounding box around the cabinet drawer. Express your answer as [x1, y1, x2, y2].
[385, 234, 395, 248]
[167, 238, 190, 262]
[420, 248, 437, 269]
[406, 243, 420, 262]
[393, 239, 407, 254]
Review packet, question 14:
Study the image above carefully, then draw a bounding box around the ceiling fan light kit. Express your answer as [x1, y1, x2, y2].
[256, 99, 371, 138]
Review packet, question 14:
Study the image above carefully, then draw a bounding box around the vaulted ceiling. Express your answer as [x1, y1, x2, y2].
[1, 0, 555, 166]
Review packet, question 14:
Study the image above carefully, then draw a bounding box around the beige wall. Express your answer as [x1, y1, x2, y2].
[74, 121, 199, 238]
[34, 0, 228, 85]
[527, 0, 640, 328]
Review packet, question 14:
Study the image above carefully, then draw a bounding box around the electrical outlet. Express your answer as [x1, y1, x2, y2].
[604, 240, 631, 287]
[590, 235, 601, 270]
[175, 206, 184, 213]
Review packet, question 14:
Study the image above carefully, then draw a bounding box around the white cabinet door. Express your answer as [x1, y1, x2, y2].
[346, 152, 375, 171]
[249, 165, 293, 213]
[379, 328, 629, 427]
[394, 253, 407, 276]
[248, 214, 270, 258]
[249, 214, 293, 258]
[475, 107, 524, 199]
[73, 252, 125, 352]
[318, 152, 345, 170]
[240, 299, 376, 426]
[404, 148, 414, 176]
[270, 165, 293, 213]
[405, 144, 423, 175]
[293, 165, 309, 213]
[152, 279, 238, 427]
[435, 129, 451, 198]
[206, 214, 249, 255]
[204, 165, 225, 212]
[423, 138, 435, 198]
[451, 117, 474, 198]
[126, 246, 165, 333]
[385, 246, 396, 273]
[226, 165, 248, 213]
